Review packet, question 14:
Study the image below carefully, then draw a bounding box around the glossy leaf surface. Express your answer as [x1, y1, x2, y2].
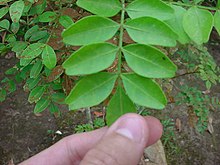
[166, 5, 190, 44]
[62, 16, 120, 46]
[106, 86, 136, 126]
[66, 72, 118, 110]
[63, 43, 118, 75]
[126, 0, 174, 20]
[121, 74, 167, 109]
[122, 44, 177, 78]
[77, 0, 121, 17]
[125, 17, 177, 47]
[183, 7, 213, 44]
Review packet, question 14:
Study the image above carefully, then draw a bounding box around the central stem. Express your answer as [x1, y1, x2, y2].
[117, 0, 125, 74]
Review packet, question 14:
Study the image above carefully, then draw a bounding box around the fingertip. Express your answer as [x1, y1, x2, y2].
[144, 116, 163, 146]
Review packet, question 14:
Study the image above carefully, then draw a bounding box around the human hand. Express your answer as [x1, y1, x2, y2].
[19, 113, 163, 165]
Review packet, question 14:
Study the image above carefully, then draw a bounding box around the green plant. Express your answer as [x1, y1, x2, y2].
[176, 85, 220, 132]
[176, 45, 220, 89]
[75, 118, 105, 133]
[0, 0, 220, 125]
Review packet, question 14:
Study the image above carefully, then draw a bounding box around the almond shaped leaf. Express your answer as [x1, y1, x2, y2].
[214, 10, 220, 35]
[20, 43, 45, 59]
[34, 97, 50, 113]
[106, 86, 136, 126]
[121, 73, 167, 109]
[165, 5, 190, 44]
[0, 7, 9, 19]
[38, 11, 57, 22]
[122, 44, 177, 78]
[28, 86, 45, 103]
[59, 15, 74, 28]
[63, 43, 118, 76]
[66, 72, 118, 110]
[42, 45, 57, 69]
[126, 0, 174, 20]
[62, 16, 120, 46]
[76, 0, 121, 17]
[125, 17, 177, 47]
[183, 7, 213, 45]
[9, 0, 24, 22]
[30, 60, 43, 78]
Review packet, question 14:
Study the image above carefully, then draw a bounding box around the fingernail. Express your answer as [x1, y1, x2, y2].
[115, 117, 144, 143]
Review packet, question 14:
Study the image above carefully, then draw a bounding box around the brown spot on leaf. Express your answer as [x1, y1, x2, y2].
[47, 65, 64, 82]
[62, 74, 73, 95]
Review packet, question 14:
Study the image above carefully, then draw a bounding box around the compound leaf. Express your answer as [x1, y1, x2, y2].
[63, 43, 118, 75]
[62, 16, 120, 46]
[121, 73, 167, 109]
[66, 72, 118, 110]
[126, 0, 174, 20]
[9, 0, 24, 22]
[122, 44, 177, 78]
[106, 86, 136, 126]
[125, 17, 177, 47]
[183, 7, 213, 44]
[42, 45, 57, 69]
[77, 0, 121, 17]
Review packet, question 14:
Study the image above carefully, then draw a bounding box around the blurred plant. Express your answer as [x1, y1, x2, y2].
[176, 85, 220, 132]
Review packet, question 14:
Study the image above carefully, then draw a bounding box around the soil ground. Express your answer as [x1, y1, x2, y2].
[0, 43, 219, 164]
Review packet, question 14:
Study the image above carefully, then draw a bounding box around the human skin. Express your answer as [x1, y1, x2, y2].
[19, 113, 163, 165]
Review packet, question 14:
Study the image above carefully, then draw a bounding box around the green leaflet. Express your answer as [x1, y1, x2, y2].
[30, 60, 43, 78]
[77, 0, 121, 17]
[28, 86, 45, 103]
[126, 0, 174, 20]
[214, 11, 220, 35]
[63, 43, 118, 75]
[38, 11, 57, 22]
[51, 92, 66, 104]
[165, 5, 190, 44]
[29, 31, 48, 42]
[122, 44, 177, 78]
[0, 7, 9, 19]
[24, 25, 39, 41]
[183, 7, 213, 45]
[59, 15, 74, 28]
[66, 72, 118, 110]
[125, 17, 177, 47]
[25, 76, 41, 91]
[0, 19, 10, 30]
[9, 0, 24, 22]
[0, 88, 7, 102]
[20, 43, 45, 59]
[62, 16, 120, 46]
[42, 45, 57, 69]
[106, 86, 136, 126]
[34, 97, 50, 113]
[121, 73, 167, 109]
[11, 22, 20, 34]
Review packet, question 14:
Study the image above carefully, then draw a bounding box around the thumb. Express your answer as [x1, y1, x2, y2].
[80, 114, 162, 165]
